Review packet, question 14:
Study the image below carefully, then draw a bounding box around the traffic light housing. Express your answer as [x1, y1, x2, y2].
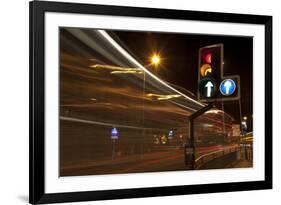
[198, 44, 240, 102]
[198, 44, 223, 101]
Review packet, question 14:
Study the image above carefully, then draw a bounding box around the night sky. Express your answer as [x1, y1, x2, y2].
[113, 30, 253, 128]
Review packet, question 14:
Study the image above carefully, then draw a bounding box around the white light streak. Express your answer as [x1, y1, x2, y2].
[97, 30, 204, 108]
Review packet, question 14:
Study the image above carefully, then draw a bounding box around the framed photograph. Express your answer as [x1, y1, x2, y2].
[29, 1, 272, 204]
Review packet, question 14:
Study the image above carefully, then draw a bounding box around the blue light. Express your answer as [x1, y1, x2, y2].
[111, 127, 119, 139]
[219, 79, 236, 96]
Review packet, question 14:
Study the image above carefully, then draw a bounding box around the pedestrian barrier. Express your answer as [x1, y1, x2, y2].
[195, 146, 240, 169]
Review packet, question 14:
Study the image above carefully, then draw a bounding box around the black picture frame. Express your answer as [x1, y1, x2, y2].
[29, 1, 272, 204]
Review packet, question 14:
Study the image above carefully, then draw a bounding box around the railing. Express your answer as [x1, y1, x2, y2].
[240, 144, 253, 161]
[195, 146, 240, 169]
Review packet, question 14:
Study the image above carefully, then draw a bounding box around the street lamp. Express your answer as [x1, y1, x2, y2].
[151, 54, 161, 66]
[243, 116, 247, 120]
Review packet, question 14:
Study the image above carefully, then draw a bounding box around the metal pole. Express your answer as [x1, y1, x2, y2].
[221, 101, 226, 140]
[190, 119, 195, 169]
[112, 139, 115, 160]
[140, 71, 146, 160]
[238, 98, 242, 132]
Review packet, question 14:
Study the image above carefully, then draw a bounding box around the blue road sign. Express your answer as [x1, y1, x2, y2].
[111, 127, 118, 139]
[219, 79, 236, 96]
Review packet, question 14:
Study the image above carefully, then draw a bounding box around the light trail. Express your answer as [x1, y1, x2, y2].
[61, 116, 146, 130]
[65, 28, 233, 119]
[97, 30, 204, 108]
[61, 116, 187, 131]
[146, 93, 181, 100]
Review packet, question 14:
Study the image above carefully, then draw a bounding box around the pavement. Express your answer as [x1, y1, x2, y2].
[231, 160, 253, 168]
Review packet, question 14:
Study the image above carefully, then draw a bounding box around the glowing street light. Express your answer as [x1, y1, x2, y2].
[243, 116, 248, 120]
[151, 54, 161, 66]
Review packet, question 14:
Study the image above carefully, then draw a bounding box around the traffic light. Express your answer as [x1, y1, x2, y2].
[198, 44, 223, 101]
[198, 44, 240, 102]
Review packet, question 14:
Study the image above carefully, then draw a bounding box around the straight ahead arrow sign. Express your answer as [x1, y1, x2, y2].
[224, 80, 232, 95]
[205, 81, 213, 97]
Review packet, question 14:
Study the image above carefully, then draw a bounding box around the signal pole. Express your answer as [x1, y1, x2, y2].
[185, 103, 213, 169]
[194, 43, 240, 170]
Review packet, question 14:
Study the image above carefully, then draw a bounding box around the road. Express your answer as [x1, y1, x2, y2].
[61, 144, 241, 176]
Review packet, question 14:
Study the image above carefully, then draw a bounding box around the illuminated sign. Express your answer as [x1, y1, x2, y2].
[219, 79, 236, 96]
[111, 127, 119, 139]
